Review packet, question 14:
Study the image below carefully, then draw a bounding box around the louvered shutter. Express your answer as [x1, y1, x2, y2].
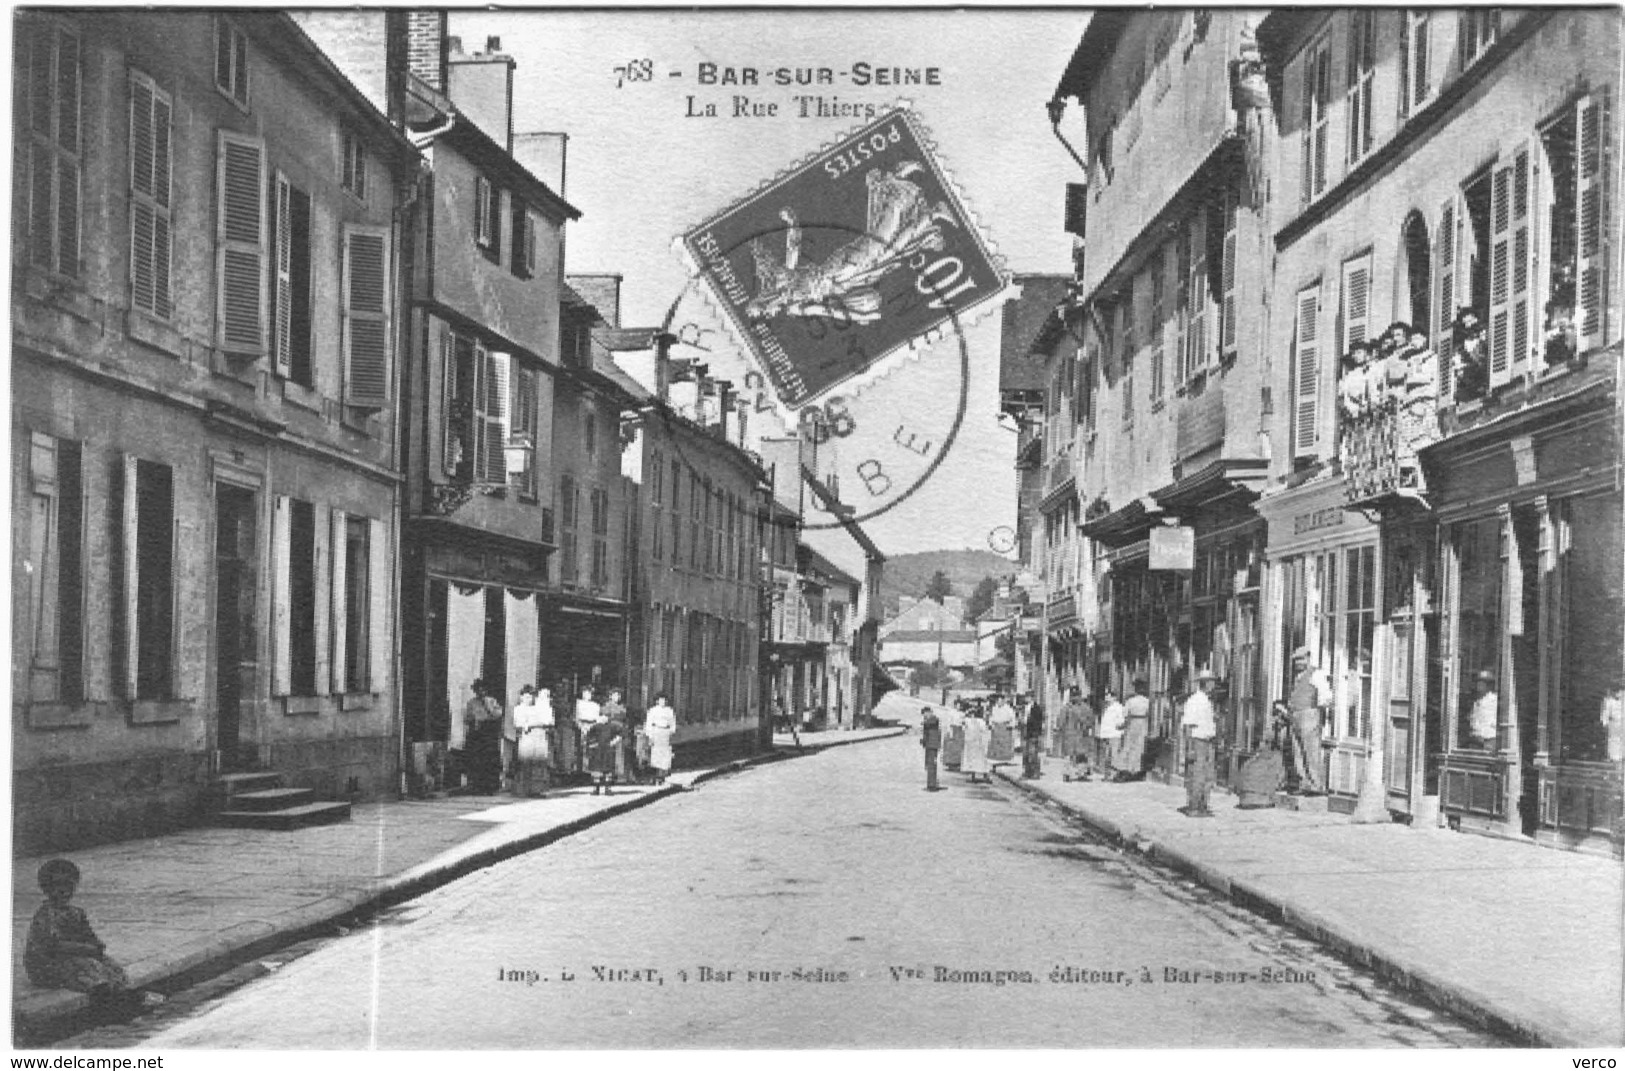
[1293, 285, 1322, 457]
[1487, 160, 1513, 384]
[329, 509, 348, 694]
[368, 516, 388, 694]
[1341, 254, 1372, 356]
[120, 454, 140, 698]
[216, 133, 265, 355]
[1186, 211, 1208, 374]
[1434, 197, 1457, 359]
[271, 496, 292, 696]
[441, 331, 458, 476]
[1575, 93, 1610, 352]
[471, 342, 489, 482]
[313, 503, 330, 696]
[130, 74, 174, 320]
[273, 176, 293, 376]
[1435, 197, 1458, 403]
[525, 213, 538, 274]
[343, 226, 390, 408]
[484, 352, 510, 483]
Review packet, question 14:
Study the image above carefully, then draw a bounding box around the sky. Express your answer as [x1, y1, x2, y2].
[449, 10, 1086, 579]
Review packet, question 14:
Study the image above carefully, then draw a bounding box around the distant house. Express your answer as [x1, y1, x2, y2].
[879, 597, 977, 669]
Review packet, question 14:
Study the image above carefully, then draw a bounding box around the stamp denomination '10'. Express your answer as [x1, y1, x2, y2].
[682, 106, 1005, 409]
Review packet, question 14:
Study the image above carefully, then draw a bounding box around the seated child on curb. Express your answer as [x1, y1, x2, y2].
[25, 859, 163, 1013]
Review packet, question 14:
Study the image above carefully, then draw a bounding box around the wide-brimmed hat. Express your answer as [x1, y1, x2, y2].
[1291, 645, 1313, 660]
[1195, 669, 1218, 682]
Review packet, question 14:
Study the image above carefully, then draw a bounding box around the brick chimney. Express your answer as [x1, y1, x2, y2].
[406, 11, 447, 92]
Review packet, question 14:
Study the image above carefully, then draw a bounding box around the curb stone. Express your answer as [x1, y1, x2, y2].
[993, 768, 1583, 1048]
[15, 748, 800, 1045]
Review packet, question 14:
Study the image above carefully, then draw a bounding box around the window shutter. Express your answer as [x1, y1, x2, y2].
[329, 508, 348, 694]
[471, 342, 489, 482]
[475, 175, 492, 245]
[1435, 197, 1457, 402]
[313, 503, 330, 696]
[1221, 192, 1238, 357]
[273, 175, 293, 376]
[1576, 93, 1610, 351]
[55, 29, 81, 277]
[216, 132, 265, 355]
[1293, 285, 1322, 457]
[343, 225, 390, 408]
[441, 331, 458, 476]
[1340, 253, 1372, 356]
[1186, 211, 1208, 374]
[130, 74, 174, 320]
[1487, 147, 1535, 387]
[368, 516, 388, 694]
[120, 454, 140, 698]
[488, 352, 511, 483]
[271, 495, 292, 696]
[525, 213, 538, 274]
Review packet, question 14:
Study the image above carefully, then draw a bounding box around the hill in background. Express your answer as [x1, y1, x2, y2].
[879, 549, 1018, 619]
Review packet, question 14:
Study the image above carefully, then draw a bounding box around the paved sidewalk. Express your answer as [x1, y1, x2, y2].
[11, 750, 796, 1042]
[994, 756, 1624, 1048]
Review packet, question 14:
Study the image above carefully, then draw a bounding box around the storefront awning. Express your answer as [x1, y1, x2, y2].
[1080, 497, 1155, 548]
[1152, 458, 1269, 514]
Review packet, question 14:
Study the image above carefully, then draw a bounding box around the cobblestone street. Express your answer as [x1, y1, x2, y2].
[78, 735, 1500, 1049]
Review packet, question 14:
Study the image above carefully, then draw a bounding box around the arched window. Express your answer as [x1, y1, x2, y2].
[1399, 211, 1431, 332]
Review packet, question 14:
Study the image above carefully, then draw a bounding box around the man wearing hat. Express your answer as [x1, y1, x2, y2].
[1286, 646, 1333, 795]
[1468, 670, 1498, 750]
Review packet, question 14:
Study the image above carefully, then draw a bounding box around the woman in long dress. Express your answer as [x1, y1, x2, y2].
[987, 696, 1018, 764]
[644, 694, 677, 785]
[942, 702, 966, 771]
[512, 685, 553, 798]
[602, 688, 629, 783]
[961, 706, 992, 783]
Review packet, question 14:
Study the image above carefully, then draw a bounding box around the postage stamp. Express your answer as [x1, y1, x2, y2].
[680, 106, 1008, 410]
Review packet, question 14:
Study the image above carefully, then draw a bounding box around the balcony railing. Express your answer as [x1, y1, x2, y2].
[1043, 450, 1074, 498]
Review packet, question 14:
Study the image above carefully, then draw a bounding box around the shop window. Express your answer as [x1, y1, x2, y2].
[1335, 545, 1377, 740]
[25, 434, 85, 704]
[272, 176, 313, 385]
[1559, 493, 1623, 761]
[129, 71, 173, 320]
[1452, 516, 1502, 750]
[26, 19, 82, 278]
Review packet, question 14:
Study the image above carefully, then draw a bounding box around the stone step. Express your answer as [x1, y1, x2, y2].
[217, 800, 352, 830]
[1274, 790, 1329, 813]
[216, 771, 283, 798]
[228, 786, 315, 812]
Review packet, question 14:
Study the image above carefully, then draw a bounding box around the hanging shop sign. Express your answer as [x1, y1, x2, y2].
[1149, 525, 1195, 571]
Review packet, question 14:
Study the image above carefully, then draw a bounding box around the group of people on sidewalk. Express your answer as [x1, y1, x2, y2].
[1022, 644, 1345, 819]
[461, 680, 677, 798]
